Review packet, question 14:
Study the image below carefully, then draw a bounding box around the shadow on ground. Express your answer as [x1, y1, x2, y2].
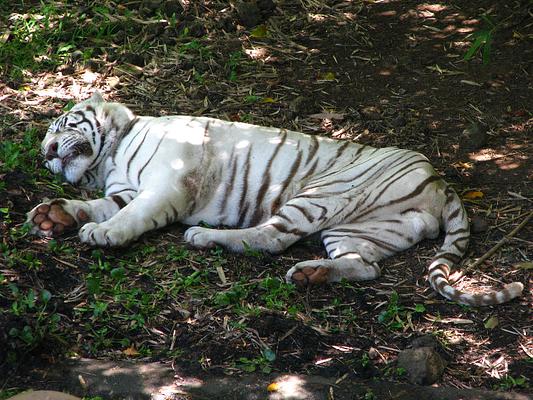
[22, 359, 532, 400]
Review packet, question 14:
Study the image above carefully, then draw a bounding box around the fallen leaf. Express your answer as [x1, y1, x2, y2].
[515, 262, 533, 270]
[216, 265, 227, 285]
[309, 112, 345, 120]
[261, 97, 276, 103]
[319, 72, 336, 81]
[267, 382, 279, 392]
[463, 190, 484, 200]
[1, 30, 11, 44]
[484, 316, 499, 329]
[460, 80, 482, 87]
[123, 346, 140, 356]
[250, 25, 268, 38]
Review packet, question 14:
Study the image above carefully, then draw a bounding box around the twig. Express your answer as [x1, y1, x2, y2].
[465, 210, 533, 274]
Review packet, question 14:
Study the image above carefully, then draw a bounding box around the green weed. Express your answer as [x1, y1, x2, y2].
[227, 51, 243, 82]
[377, 291, 426, 330]
[179, 39, 211, 60]
[48, 239, 75, 255]
[5, 283, 60, 352]
[214, 282, 249, 307]
[463, 15, 496, 65]
[242, 241, 263, 258]
[0, 391, 23, 400]
[236, 347, 276, 373]
[496, 374, 529, 390]
[0, 4, 121, 82]
[0, 128, 41, 173]
[259, 276, 299, 312]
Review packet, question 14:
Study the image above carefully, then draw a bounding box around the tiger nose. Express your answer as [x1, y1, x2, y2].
[45, 141, 59, 160]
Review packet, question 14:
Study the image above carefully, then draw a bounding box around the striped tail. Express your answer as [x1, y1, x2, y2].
[428, 187, 524, 306]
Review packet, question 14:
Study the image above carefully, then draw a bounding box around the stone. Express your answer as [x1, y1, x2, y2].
[471, 214, 489, 233]
[257, 0, 276, 16]
[410, 334, 441, 350]
[460, 122, 488, 151]
[235, 1, 262, 28]
[360, 105, 382, 120]
[7, 391, 81, 400]
[392, 115, 407, 128]
[397, 346, 446, 385]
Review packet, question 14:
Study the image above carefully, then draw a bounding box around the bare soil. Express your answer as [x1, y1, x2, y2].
[1, 0, 532, 397]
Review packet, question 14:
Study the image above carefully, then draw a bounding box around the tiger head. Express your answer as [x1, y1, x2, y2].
[42, 92, 134, 188]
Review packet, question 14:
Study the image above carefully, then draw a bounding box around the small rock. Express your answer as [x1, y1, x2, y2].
[235, 1, 262, 28]
[57, 64, 75, 75]
[163, 1, 183, 16]
[71, 50, 84, 61]
[460, 122, 488, 151]
[187, 22, 206, 37]
[397, 346, 446, 385]
[367, 347, 380, 360]
[257, 0, 276, 16]
[410, 334, 441, 350]
[289, 96, 313, 115]
[471, 215, 489, 233]
[6, 391, 81, 400]
[145, 0, 163, 11]
[392, 116, 407, 128]
[123, 52, 146, 67]
[360, 105, 381, 120]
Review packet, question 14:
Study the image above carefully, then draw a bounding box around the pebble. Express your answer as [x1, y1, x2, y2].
[397, 346, 446, 385]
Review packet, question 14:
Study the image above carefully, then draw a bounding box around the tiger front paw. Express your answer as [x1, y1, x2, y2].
[184, 227, 217, 249]
[27, 200, 89, 237]
[79, 222, 130, 247]
[286, 262, 330, 287]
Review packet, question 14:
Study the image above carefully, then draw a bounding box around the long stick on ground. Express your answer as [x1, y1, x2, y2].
[465, 210, 533, 274]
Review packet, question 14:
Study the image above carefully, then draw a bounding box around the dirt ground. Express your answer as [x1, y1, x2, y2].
[1, 0, 532, 397]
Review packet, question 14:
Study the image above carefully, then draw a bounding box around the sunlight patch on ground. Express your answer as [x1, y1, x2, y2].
[268, 375, 312, 399]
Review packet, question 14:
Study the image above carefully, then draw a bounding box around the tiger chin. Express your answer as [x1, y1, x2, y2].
[27, 92, 524, 307]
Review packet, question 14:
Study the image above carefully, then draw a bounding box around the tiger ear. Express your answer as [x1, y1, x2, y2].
[89, 91, 105, 103]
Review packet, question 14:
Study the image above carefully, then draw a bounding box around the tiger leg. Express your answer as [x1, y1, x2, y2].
[184, 218, 305, 254]
[286, 211, 440, 286]
[79, 190, 183, 246]
[184, 196, 340, 253]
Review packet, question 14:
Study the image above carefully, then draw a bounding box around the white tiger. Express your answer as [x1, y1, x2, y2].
[27, 92, 523, 306]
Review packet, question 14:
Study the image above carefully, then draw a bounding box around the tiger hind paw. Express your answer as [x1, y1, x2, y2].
[286, 261, 331, 287]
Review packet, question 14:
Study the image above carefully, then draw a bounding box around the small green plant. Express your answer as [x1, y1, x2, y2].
[0, 127, 41, 176]
[227, 51, 242, 82]
[363, 389, 376, 400]
[259, 276, 298, 311]
[48, 239, 75, 255]
[463, 15, 496, 65]
[0, 207, 11, 224]
[0, 390, 23, 400]
[360, 352, 370, 368]
[377, 292, 426, 330]
[179, 39, 211, 59]
[244, 94, 261, 104]
[377, 291, 403, 329]
[166, 246, 190, 261]
[236, 347, 276, 373]
[242, 241, 262, 258]
[395, 366, 407, 377]
[6, 283, 60, 350]
[214, 282, 249, 307]
[496, 374, 529, 390]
